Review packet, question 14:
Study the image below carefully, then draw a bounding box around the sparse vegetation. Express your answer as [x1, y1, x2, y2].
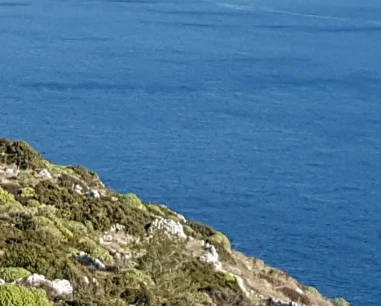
[0, 139, 344, 306]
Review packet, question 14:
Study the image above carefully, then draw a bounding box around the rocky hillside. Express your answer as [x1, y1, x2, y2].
[0, 138, 349, 306]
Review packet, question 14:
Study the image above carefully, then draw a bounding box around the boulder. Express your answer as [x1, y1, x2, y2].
[88, 189, 100, 198]
[74, 251, 106, 270]
[149, 217, 186, 238]
[15, 274, 73, 297]
[38, 169, 52, 179]
[199, 241, 222, 271]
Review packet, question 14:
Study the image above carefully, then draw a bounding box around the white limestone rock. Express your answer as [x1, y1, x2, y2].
[38, 169, 52, 179]
[51, 279, 73, 296]
[200, 242, 222, 271]
[234, 274, 250, 298]
[296, 287, 304, 295]
[149, 217, 186, 238]
[5, 168, 15, 175]
[74, 184, 83, 194]
[0, 278, 5, 285]
[88, 189, 100, 198]
[111, 223, 125, 232]
[83, 276, 90, 285]
[15, 274, 73, 297]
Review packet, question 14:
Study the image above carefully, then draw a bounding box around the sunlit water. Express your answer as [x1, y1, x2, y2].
[1, 0, 381, 304]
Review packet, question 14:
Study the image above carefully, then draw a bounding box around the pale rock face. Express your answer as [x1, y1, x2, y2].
[5, 168, 15, 174]
[83, 276, 90, 285]
[111, 223, 125, 232]
[88, 189, 100, 198]
[51, 279, 73, 296]
[19, 273, 46, 286]
[38, 169, 52, 179]
[15, 274, 73, 297]
[0, 278, 5, 285]
[74, 184, 83, 194]
[295, 287, 304, 295]
[149, 217, 187, 238]
[234, 275, 250, 298]
[200, 243, 222, 271]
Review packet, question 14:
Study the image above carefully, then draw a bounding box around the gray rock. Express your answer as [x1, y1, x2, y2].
[74, 251, 106, 270]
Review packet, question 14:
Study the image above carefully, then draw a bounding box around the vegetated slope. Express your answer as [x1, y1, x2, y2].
[0, 138, 348, 306]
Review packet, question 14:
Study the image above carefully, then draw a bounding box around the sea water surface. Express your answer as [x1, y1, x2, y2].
[1, 0, 381, 304]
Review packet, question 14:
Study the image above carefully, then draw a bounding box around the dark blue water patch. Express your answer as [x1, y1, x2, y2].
[107, 0, 160, 4]
[18, 80, 199, 94]
[58, 36, 111, 42]
[256, 23, 381, 33]
[0, 2, 30, 7]
[145, 7, 251, 17]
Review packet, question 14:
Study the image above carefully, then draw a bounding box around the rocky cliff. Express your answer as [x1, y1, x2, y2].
[0, 138, 348, 306]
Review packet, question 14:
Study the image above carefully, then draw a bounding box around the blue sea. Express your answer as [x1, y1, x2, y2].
[1, 0, 381, 304]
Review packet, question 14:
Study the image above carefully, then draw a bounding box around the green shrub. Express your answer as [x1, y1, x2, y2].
[0, 186, 16, 205]
[0, 284, 51, 306]
[332, 297, 350, 306]
[146, 204, 165, 216]
[20, 187, 35, 198]
[119, 193, 146, 211]
[0, 267, 31, 282]
[306, 286, 319, 294]
[26, 199, 41, 207]
[187, 220, 216, 237]
[90, 246, 113, 263]
[224, 273, 236, 283]
[184, 225, 195, 236]
[63, 220, 88, 235]
[0, 139, 45, 170]
[209, 232, 231, 251]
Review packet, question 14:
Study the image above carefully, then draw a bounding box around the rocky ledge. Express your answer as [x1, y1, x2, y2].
[0, 138, 349, 306]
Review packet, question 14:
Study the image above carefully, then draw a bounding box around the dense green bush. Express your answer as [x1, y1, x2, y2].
[187, 220, 217, 237]
[0, 138, 45, 170]
[0, 267, 31, 282]
[0, 284, 51, 306]
[119, 193, 146, 211]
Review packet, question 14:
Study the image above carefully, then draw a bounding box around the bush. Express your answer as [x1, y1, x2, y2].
[20, 187, 36, 198]
[119, 193, 146, 211]
[187, 220, 216, 237]
[0, 284, 51, 306]
[0, 267, 31, 282]
[332, 298, 350, 306]
[0, 139, 45, 170]
[0, 186, 16, 205]
[146, 204, 165, 217]
[209, 232, 231, 251]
